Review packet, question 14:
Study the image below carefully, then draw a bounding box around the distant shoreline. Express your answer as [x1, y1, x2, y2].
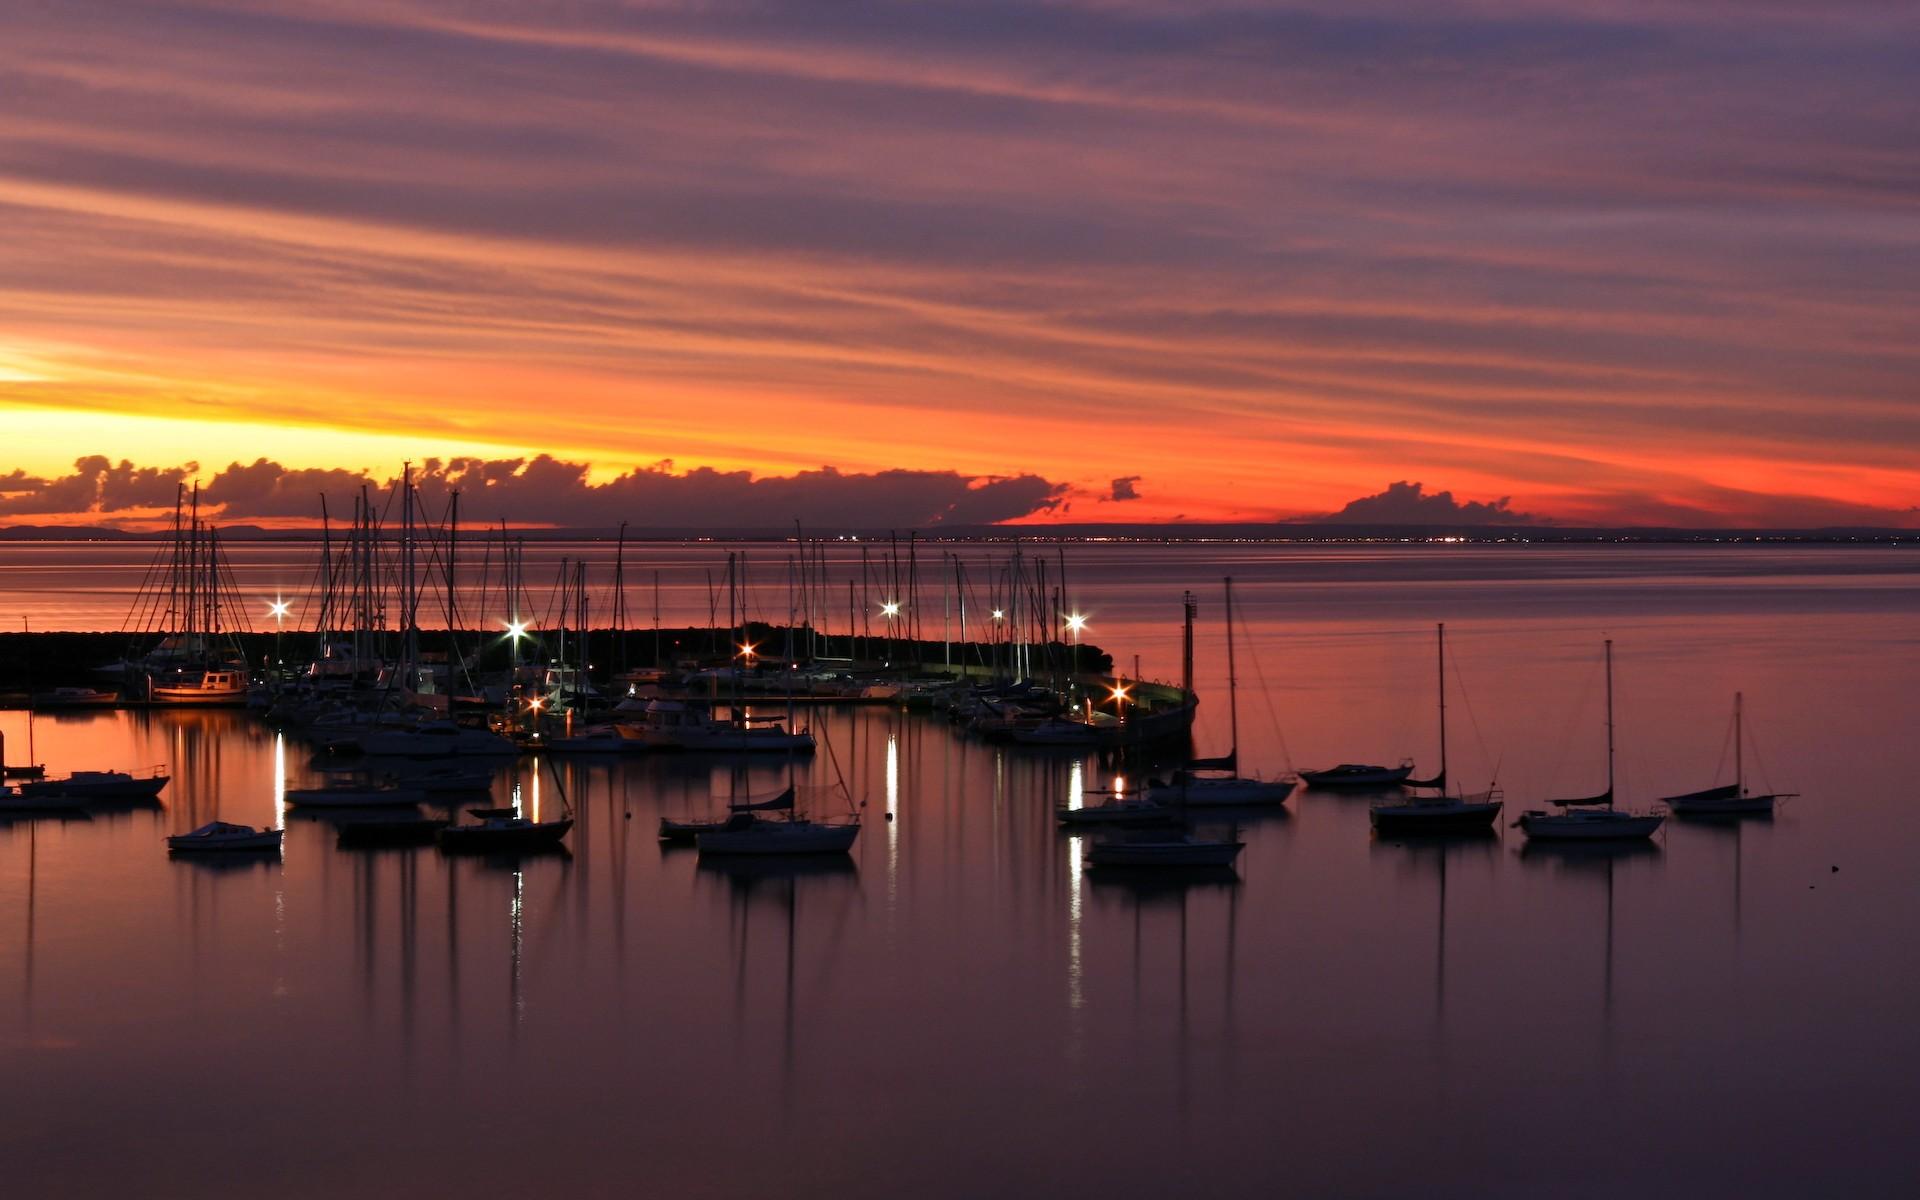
[3, 523, 1917, 545]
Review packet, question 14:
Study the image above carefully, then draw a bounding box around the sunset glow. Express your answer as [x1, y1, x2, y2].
[3, 3, 1916, 528]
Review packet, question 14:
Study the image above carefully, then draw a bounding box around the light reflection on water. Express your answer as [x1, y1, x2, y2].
[1, 546, 1918, 1196]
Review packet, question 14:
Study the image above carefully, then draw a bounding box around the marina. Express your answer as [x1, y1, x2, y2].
[2, 540, 1913, 1197]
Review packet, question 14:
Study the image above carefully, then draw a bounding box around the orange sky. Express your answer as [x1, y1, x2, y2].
[3, 1, 1917, 528]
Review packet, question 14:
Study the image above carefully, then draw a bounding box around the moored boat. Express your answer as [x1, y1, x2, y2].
[17, 768, 170, 801]
[167, 821, 283, 852]
[695, 813, 861, 855]
[437, 815, 574, 852]
[1517, 641, 1663, 843]
[0, 785, 90, 812]
[1299, 762, 1415, 789]
[1085, 831, 1244, 869]
[1661, 693, 1796, 818]
[1057, 794, 1180, 827]
[284, 783, 426, 808]
[1371, 625, 1504, 835]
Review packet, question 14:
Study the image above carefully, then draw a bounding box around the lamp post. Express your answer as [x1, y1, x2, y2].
[267, 597, 290, 664]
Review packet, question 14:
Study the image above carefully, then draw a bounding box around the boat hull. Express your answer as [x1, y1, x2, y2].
[437, 818, 574, 852]
[1518, 811, 1664, 840]
[168, 831, 283, 852]
[18, 774, 170, 801]
[1086, 838, 1244, 868]
[1370, 800, 1503, 835]
[696, 822, 860, 855]
[1669, 794, 1779, 817]
[1299, 765, 1414, 789]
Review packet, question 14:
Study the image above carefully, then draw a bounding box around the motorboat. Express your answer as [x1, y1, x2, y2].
[148, 667, 249, 706]
[167, 822, 283, 852]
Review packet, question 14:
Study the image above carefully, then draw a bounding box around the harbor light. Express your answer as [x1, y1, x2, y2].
[505, 618, 529, 641]
[738, 641, 759, 662]
[1065, 613, 1088, 635]
[881, 601, 900, 618]
[267, 598, 290, 625]
[1109, 682, 1130, 704]
[991, 609, 1004, 621]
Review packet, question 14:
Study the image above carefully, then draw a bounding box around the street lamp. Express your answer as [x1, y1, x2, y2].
[506, 618, 529, 670]
[267, 597, 290, 671]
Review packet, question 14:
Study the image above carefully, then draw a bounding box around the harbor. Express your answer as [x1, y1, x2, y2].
[4, 538, 1915, 1197]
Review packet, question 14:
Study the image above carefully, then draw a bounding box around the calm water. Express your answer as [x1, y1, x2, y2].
[4, 544, 1919, 1197]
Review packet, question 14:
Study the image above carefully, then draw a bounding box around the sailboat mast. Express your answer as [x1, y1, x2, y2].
[1224, 577, 1239, 756]
[1437, 623, 1448, 790]
[1735, 691, 1744, 797]
[1604, 639, 1615, 810]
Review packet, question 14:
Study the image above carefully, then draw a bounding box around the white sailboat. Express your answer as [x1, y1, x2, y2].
[1146, 577, 1295, 807]
[1517, 640, 1664, 842]
[1370, 624, 1503, 834]
[1662, 692, 1796, 817]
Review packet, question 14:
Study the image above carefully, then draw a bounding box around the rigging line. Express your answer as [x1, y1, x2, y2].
[1230, 599, 1294, 774]
[1446, 647, 1497, 790]
[1709, 709, 1736, 790]
[1540, 655, 1599, 796]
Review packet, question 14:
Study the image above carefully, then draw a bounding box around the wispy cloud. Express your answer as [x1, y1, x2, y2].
[2, 1, 1917, 525]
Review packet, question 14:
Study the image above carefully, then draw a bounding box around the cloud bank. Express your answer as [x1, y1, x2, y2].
[1321, 481, 1532, 526]
[0, 456, 1067, 528]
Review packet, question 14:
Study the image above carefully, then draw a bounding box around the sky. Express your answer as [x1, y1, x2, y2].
[1, 1, 1917, 529]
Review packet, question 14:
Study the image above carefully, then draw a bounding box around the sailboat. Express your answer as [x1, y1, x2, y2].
[1517, 640, 1664, 841]
[695, 719, 860, 856]
[1662, 692, 1796, 817]
[660, 784, 797, 843]
[437, 757, 574, 852]
[1370, 624, 1503, 834]
[1146, 577, 1296, 807]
